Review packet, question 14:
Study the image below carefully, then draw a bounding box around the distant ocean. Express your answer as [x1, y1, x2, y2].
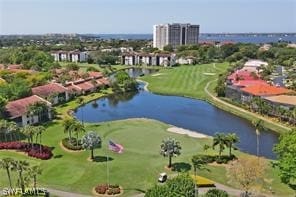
[94, 33, 296, 43]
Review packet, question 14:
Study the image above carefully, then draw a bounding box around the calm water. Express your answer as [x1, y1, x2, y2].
[75, 85, 279, 159]
[93, 33, 296, 43]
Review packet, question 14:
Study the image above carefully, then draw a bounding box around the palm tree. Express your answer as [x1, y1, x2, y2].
[27, 165, 42, 189]
[0, 119, 8, 142]
[253, 119, 264, 157]
[212, 133, 227, 158]
[160, 138, 181, 168]
[34, 126, 45, 153]
[62, 118, 75, 142]
[12, 160, 29, 192]
[21, 125, 35, 148]
[27, 102, 48, 123]
[225, 133, 239, 156]
[71, 120, 85, 147]
[191, 155, 207, 197]
[81, 131, 102, 160]
[7, 121, 18, 141]
[0, 158, 14, 189]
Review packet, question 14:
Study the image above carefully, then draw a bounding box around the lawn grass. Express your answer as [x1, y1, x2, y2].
[141, 63, 228, 100]
[0, 119, 293, 196]
[141, 63, 291, 134]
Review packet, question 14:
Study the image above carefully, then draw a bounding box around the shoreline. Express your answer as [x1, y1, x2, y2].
[139, 78, 291, 135]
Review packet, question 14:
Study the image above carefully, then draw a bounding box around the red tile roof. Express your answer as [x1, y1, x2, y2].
[233, 80, 268, 88]
[65, 84, 82, 93]
[5, 95, 50, 118]
[0, 64, 23, 70]
[241, 84, 293, 96]
[227, 70, 259, 81]
[75, 81, 95, 91]
[98, 77, 110, 85]
[32, 83, 68, 98]
[88, 71, 103, 79]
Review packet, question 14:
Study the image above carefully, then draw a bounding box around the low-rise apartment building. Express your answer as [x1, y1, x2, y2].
[51, 51, 88, 62]
[121, 53, 176, 67]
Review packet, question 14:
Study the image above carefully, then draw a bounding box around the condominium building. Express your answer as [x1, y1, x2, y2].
[153, 23, 200, 49]
[51, 51, 88, 62]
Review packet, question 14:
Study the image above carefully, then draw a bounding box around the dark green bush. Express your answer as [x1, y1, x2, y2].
[62, 138, 83, 150]
[205, 189, 229, 197]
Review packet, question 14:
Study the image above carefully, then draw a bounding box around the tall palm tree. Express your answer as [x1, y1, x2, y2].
[225, 133, 240, 156]
[0, 158, 14, 189]
[34, 126, 45, 153]
[0, 119, 8, 142]
[191, 155, 207, 197]
[62, 118, 75, 142]
[70, 120, 85, 147]
[27, 102, 48, 123]
[27, 165, 42, 189]
[81, 131, 101, 160]
[160, 137, 181, 168]
[12, 160, 29, 192]
[253, 119, 264, 157]
[21, 125, 35, 148]
[7, 121, 18, 141]
[212, 133, 227, 158]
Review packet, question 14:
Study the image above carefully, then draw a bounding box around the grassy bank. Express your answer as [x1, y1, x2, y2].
[0, 119, 293, 196]
[141, 63, 291, 134]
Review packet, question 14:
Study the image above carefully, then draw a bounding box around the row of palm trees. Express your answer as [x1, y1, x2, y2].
[250, 97, 296, 125]
[62, 118, 85, 147]
[0, 120, 19, 142]
[0, 158, 42, 192]
[212, 132, 240, 158]
[21, 125, 46, 153]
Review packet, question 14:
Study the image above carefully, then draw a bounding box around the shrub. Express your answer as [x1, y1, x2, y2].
[62, 138, 83, 151]
[205, 189, 229, 197]
[94, 184, 121, 195]
[193, 154, 236, 164]
[0, 141, 53, 160]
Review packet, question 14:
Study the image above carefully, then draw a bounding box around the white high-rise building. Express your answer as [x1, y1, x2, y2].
[153, 23, 200, 50]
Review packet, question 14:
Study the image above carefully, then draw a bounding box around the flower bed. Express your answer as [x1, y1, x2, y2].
[94, 184, 122, 196]
[61, 138, 83, 151]
[0, 141, 53, 160]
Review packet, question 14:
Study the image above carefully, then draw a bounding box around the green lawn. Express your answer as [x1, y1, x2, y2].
[141, 63, 291, 133]
[0, 119, 293, 196]
[141, 63, 228, 100]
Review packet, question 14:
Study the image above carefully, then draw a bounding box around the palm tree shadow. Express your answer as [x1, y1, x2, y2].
[91, 156, 114, 162]
[171, 162, 192, 172]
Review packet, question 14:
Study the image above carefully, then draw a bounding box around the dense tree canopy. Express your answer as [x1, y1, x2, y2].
[274, 130, 296, 191]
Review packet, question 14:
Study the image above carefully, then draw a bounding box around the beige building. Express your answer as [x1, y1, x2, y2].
[153, 23, 200, 50]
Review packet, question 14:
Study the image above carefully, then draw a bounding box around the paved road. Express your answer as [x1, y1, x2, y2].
[204, 79, 291, 131]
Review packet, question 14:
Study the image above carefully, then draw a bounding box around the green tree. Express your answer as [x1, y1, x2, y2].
[212, 133, 227, 158]
[191, 155, 207, 196]
[225, 133, 239, 156]
[12, 160, 29, 192]
[205, 189, 229, 197]
[27, 102, 49, 123]
[163, 44, 174, 52]
[82, 131, 102, 160]
[0, 158, 14, 189]
[0, 95, 7, 115]
[160, 138, 181, 168]
[26, 165, 42, 189]
[145, 173, 194, 197]
[274, 130, 296, 192]
[71, 120, 85, 147]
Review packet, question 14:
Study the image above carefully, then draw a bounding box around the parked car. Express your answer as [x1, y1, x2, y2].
[158, 172, 167, 183]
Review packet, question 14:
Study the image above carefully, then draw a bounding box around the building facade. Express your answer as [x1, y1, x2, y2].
[51, 51, 88, 62]
[121, 53, 176, 67]
[153, 23, 200, 49]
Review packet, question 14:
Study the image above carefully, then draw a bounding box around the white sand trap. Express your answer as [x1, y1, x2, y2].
[167, 127, 209, 138]
[152, 73, 165, 77]
[203, 73, 216, 76]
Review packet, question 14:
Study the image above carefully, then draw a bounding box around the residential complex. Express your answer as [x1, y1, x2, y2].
[121, 52, 176, 67]
[51, 51, 88, 62]
[153, 23, 200, 49]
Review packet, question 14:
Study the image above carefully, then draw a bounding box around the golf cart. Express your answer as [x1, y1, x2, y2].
[158, 172, 167, 183]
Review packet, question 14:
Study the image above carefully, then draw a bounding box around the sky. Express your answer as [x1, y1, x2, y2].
[0, 0, 295, 34]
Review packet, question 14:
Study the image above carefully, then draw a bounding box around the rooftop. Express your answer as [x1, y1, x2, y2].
[244, 59, 268, 68]
[227, 70, 259, 81]
[5, 95, 50, 119]
[241, 84, 293, 96]
[32, 83, 68, 98]
[264, 95, 296, 106]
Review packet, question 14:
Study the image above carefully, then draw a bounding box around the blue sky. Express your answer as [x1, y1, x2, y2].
[0, 0, 295, 34]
